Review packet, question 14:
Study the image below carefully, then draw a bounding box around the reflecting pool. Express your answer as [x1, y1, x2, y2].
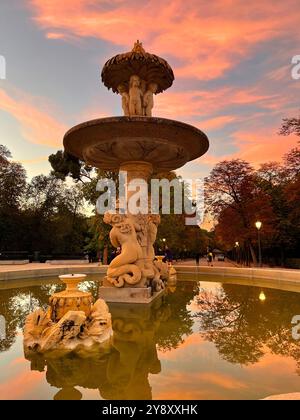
[1, 275, 300, 400]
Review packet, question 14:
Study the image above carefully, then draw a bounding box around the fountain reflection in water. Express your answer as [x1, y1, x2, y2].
[24, 278, 190, 400]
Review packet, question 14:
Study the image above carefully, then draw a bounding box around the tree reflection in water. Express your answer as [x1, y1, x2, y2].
[195, 284, 300, 369]
[0, 281, 64, 352]
[156, 281, 196, 351]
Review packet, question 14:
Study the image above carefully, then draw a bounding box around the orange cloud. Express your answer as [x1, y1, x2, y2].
[198, 372, 247, 390]
[19, 156, 48, 165]
[0, 87, 67, 147]
[199, 115, 237, 130]
[194, 124, 298, 169]
[150, 368, 247, 400]
[46, 32, 67, 40]
[156, 87, 283, 121]
[0, 370, 43, 400]
[231, 128, 299, 165]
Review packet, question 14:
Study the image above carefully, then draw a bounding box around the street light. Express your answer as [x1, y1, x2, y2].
[162, 238, 167, 253]
[259, 291, 266, 301]
[234, 241, 240, 263]
[255, 221, 262, 230]
[255, 221, 262, 267]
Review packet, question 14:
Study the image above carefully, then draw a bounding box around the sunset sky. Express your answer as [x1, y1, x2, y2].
[0, 0, 299, 181]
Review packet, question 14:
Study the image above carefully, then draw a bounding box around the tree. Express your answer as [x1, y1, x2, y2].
[25, 175, 64, 217]
[283, 173, 300, 261]
[279, 115, 300, 137]
[283, 148, 300, 178]
[0, 144, 12, 165]
[0, 150, 26, 212]
[205, 159, 263, 263]
[48, 150, 94, 182]
[257, 149, 300, 264]
[0, 146, 27, 251]
[19, 174, 87, 255]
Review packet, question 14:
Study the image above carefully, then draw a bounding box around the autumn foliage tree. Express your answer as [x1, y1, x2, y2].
[205, 159, 276, 264]
[279, 114, 300, 137]
[205, 114, 300, 267]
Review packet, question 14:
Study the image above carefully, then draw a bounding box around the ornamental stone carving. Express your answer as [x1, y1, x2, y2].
[23, 275, 112, 354]
[103, 210, 165, 292]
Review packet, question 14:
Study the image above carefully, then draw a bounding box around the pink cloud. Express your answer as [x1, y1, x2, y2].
[155, 87, 284, 121]
[199, 115, 238, 130]
[0, 87, 67, 147]
[28, 0, 300, 80]
[46, 32, 66, 39]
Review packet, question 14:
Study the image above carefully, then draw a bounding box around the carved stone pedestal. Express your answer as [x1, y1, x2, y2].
[49, 274, 92, 322]
[99, 285, 165, 304]
[98, 160, 166, 302]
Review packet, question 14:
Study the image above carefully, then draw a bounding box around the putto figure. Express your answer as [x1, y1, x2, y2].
[118, 84, 130, 116]
[129, 74, 143, 116]
[143, 83, 157, 116]
[103, 212, 144, 287]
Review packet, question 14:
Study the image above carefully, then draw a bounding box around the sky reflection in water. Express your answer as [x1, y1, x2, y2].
[1, 275, 300, 400]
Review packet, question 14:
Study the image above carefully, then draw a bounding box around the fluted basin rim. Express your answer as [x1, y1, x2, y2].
[63, 116, 209, 172]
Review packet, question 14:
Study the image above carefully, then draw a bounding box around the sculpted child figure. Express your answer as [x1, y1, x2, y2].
[117, 84, 130, 116]
[143, 83, 157, 117]
[129, 75, 143, 116]
[103, 212, 144, 287]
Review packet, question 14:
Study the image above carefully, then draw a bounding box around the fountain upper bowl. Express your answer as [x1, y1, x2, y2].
[63, 116, 209, 172]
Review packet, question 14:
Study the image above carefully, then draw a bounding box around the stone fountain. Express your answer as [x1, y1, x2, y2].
[64, 40, 209, 303]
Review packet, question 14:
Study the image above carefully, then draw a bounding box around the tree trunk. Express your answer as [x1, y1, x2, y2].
[280, 246, 285, 267]
[103, 246, 108, 265]
[249, 240, 257, 265]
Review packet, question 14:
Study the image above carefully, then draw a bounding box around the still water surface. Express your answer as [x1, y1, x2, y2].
[1, 274, 300, 400]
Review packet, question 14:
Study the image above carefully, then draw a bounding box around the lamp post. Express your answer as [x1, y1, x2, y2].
[255, 221, 262, 267]
[235, 241, 239, 263]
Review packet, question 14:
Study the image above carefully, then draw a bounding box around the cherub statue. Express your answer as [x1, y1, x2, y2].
[143, 83, 157, 117]
[103, 212, 143, 287]
[117, 84, 130, 116]
[129, 75, 143, 116]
